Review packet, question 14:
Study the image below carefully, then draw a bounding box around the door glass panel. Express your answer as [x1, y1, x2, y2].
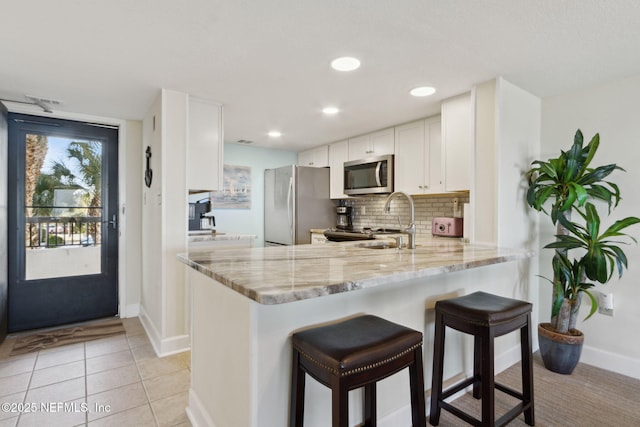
[24, 134, 103, 280]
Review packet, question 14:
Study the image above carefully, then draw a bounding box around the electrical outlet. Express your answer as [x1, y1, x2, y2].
[452, 198, 460, 217]
[597, 291, 614, 316]
[361, 206, 366, 215]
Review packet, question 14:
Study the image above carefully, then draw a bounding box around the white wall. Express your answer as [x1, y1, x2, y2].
[123, 120, 143, 316]
[211, 143, 297, 247]
[472, 77, 542, 348]
[141, 89, 205, 356]
[494, 77, 541, 329]
[473, 81, 497, 245]
[141, 94, 165, 350]
[541, 73, 640, 378]
[161, 90, 189, 340]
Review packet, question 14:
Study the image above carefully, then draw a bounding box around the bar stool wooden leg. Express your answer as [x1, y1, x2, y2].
[332, 382, 349, 427]
[364, 383, 377, 426]
[473, 335, 482, 399]
[521, 313, 535, 426]
[409, 347, 427, 427]
[480, 329, 495, 426]
[429, 311, 445, 426]
[289, 348, 305, 427]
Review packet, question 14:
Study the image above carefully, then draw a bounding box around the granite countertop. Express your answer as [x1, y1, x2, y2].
[188, 232, 257, 243]
[178, 238, 532, 305]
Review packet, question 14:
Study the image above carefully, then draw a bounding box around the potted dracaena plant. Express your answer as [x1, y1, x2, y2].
[526, 129, 640, 374]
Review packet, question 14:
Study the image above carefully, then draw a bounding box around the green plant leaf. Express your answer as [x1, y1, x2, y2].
[583, 290, 598, 321]
[606, 181, 622, 209]
[588, 184, 614, 208]
[561, 187, 578, 211]
[570, 182, 588, 206]
[585, 245, 608, 283]
[564, 141, 584, 181]
[577, 164, 619, 185]
[533, 160, 558, 179]
[599, 217, 640, 240]
[606, 245, 629, 277]
[578, 132, 599, 176]
[584, 203, 600, 239]
[574, 129, 584, 146]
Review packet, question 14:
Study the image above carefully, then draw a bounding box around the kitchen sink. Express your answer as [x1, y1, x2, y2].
[355, 241, 397, 250]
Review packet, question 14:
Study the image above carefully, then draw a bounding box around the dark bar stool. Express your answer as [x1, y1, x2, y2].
[429, 291, 534, 427]
[290, 314, 426, 427]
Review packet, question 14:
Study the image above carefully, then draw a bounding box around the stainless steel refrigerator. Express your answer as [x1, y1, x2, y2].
[264, 166, 334, 246]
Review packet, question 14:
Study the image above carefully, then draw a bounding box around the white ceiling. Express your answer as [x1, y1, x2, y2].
[2, 1, 640, 151]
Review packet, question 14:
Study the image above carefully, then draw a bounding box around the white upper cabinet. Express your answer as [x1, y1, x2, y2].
[441, 92, 472, 191]
[188, 97, 223, 191]
[348, 128, 394, 160]
[329, 139, 349, 199]
[298, 145, 329, 167]
[394, 116, 442, 195]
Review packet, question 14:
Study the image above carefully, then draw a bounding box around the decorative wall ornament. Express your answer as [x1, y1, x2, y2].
[144, 146, 153, 188]
[212, 164, 251, 209]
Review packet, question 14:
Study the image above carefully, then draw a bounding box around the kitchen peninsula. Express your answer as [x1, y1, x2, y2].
[179, 239, 533, 427]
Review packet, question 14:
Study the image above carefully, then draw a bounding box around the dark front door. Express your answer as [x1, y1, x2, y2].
[8, 113, 119, 332]
[0, 103, 8, 343]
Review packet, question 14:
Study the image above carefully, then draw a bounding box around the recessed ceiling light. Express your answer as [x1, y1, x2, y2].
[331, 57, 361, 72]
[322, 107, 340, 115]
[267, 131, 282, 138]
[410, 86, 436, 97]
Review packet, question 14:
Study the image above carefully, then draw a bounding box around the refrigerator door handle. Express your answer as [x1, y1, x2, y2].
[287, 176, 294, 241]
[375, 161, 383, 187]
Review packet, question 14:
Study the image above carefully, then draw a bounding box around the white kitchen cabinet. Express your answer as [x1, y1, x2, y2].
[348, 127, 394, 160]
[394, 116, 442, 195]
[329, 139, 349, 199]
[441, 93, 472, 191]
[188, 97, 223, 191]
[298, 145, 329, 167]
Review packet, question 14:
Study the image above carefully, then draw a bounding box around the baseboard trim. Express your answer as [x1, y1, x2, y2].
[187, 388, 216, 427]
[120, 303, 140, 318]
[581, 345, 640, 380]
[138, 306, 190, 357]
[159, 334, 190, 357]
[138, 306, 162, 356]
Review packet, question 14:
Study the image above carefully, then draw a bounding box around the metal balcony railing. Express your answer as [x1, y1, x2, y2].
[25, 206, 102, 249]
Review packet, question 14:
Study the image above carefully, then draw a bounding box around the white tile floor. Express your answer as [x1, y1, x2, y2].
[0, 318, 191, 427]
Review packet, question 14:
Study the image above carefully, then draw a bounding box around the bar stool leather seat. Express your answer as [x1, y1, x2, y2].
[290, 314, 426, 427]
[430, 291, 535, 427]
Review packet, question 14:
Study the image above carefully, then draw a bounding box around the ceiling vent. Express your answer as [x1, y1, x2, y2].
[236, 139, 254, 144]
[25, 95, 64, 106]
[24, 95, 64, 113]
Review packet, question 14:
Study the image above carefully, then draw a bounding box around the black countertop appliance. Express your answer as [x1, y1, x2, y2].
[188, 200, 211, 231]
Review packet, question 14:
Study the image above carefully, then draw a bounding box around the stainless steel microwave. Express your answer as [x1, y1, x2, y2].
[343, 154, 394, 195]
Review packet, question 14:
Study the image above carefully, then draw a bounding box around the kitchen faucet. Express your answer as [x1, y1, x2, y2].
[384, 191, 416, 249]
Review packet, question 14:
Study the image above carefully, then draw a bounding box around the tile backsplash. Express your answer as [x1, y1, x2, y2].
[341, 193, 469, 235]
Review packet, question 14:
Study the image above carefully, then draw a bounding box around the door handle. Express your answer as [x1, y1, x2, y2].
[108, 214, 117, 230]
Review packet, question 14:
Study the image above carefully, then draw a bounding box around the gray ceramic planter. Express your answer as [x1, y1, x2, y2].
[538, 322, 584, 375]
